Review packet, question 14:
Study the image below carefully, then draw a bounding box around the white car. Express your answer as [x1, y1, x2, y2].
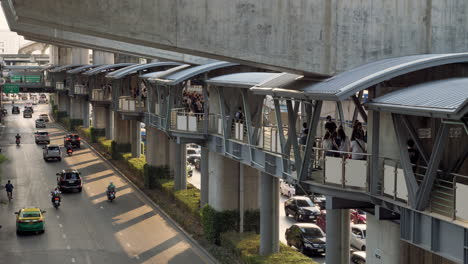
[43, 145, 62, 162]
[351, 251, 366, 264]
[280, 179, 296, 197]
[35, 119, 46, 128]
[350, 224, 366, 251]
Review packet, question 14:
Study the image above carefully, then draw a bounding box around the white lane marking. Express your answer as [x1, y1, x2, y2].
[126, 243, 131, 248]
[62, 234, 67, 239]
[59, 224, 63, 228]
[56, 215, 60, 219]
[67, 245, 71, 250]
[100, 206, 104, 209]
[71, 258, 76, 263]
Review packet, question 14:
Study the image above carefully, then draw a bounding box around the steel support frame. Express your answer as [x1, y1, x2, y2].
[352, 90, 364, 122]
[273, 99, 289, 176]
[217, 86, 229, 155]
[401, 115, 429, 165]
[298, 100, 322, 182]
[392, 114, 419, 206]
[240, 89, 254, 163]
[415, 122, 449, 210]
[286, 100, 302, 174]
[336, 101, 345, 126]
[369, 110, 381, 195]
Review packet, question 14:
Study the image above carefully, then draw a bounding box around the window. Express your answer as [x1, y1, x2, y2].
[64, 173, 79, 180]
[296, 198, 314, 207]
[301, 228, 324, 238]
[21, 211, 40, 218]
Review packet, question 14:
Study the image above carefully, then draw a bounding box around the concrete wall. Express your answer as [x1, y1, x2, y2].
[366, 214, 401, 264]
[208, 152, 240, 211]
[11, 0, 468, 75]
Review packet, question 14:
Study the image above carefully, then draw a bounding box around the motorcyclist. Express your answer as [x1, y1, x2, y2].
[66, 142, 73, 154]
[5, 180, 13, 200]
[15, 133, 21, 143]
[51, 187, 61, 203]
[107, 182, 116, 196]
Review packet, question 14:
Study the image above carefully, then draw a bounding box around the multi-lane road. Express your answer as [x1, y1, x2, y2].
[0, 102, 216, 264]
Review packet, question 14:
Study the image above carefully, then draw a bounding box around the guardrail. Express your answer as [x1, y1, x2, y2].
[91, 89, 112, 102]
[208, 113, 223, 135]
[230, 120, 248, 143]
[55, 81, 64, 90]
[45, 80, 51, 87]
[170, 109, 205, 133]
[74, 84, 88, 95]
[118, 96, 145, 112]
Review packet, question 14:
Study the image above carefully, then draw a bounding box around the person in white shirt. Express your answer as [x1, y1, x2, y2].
[350, 130, 366, 160]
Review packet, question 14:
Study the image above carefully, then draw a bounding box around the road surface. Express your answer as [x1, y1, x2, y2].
[0, 102, 216, 264]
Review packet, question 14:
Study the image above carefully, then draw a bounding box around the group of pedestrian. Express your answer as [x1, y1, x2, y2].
[321, 116, 367, 160]
[182, 91, 204, 115]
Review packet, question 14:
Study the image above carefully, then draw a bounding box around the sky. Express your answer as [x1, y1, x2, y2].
[0, 6, 10, 31]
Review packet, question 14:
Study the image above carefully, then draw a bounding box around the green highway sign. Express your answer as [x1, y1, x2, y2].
[3, 84, 19, 94]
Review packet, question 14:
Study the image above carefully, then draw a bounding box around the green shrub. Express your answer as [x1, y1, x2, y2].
[201, 205, 239, 244]
[60, 116, 71, 130]
[174, 184, 201, 216]
[69, 119, 83, 131]
[97, 137, 112, 155]
[89, 127, 105, 142]
[144, 165, 170, 189]
[221, 232, 319, 264]
[0, 154, 8, 164]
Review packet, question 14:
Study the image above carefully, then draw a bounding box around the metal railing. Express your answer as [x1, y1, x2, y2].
[118, 96, 145, 112]
[91, 89, 112, 102]
[170, 109, 206, 133]
[208, 113, 223, 135]
[304, 149, 370, 191]
[45, 80, 51, 87]
[74, 84, 88, 95]
[259, 126, 288, 154]
[230, 120, 248, 143]
[56, 81, 64, 90]
[148, 113, 165, 128]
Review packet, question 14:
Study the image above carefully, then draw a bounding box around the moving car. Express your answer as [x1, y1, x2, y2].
[39, 114, 49, 122]
[64, 134, 81, 148]
[43, 144, 61, 161]
[284, 196, 321, 222]
[12, 106, 20, 114]
[280, 179, 296, 197]
[15, 207, 46, 234]
[35, 119, 46, 128]
[285, 223, 326, 255]
[25, 105, 33, 113]
[351, 251, 366, 264]
[23, 109, 32, 118]
[35, 131, 50, 144]
[350, 224, 367, 251]
[56, 169, 83, 192]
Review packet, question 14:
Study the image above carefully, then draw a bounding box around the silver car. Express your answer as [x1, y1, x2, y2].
[43, 145, 61, 161]
[35, 131, 50, 144]
[35, 119, 46, 128]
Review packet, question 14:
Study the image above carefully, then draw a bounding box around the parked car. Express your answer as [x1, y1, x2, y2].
[284, 196, 321, 222]
[43, 144, 61, 161]
[316, 210, 326, 232]
[15, 207, 46, 235]
[312, 194, 326, 210]
[187, 147, 201, 169]
[285, 223, 326, 255]
[280, 179, 296, 197]
[39, 114, 49, 122]
[351, 251, 366, 264]
[64, 134, 81, 148]
[35, 131, 50, 144]
[12, 106, 20, 114]
[56, 169, 83, 192]
[350, 209, 367, 224]
[23, 109, 32, 118]
[35, 119, 46, 128]
[350, 224, 367, 251]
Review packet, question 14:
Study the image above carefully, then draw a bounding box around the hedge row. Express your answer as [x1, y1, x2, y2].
[221, 232, 319, 264]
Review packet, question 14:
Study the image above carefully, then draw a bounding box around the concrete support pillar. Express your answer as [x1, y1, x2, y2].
[325, 206, 351, 264]
[92, 50, 114, 64]
[58, 94, 68, 112]
[107, 109, 114, 140]
[58, 46, 72, 65]
[367, 213, 401, 263]
[113, 114, 131, 145]
[70, 97, 84, 119]
[49, 45, 59, 65]
[171, 141, 186, 190]
[208, 152, 240, 211]
[242, 165, 261, 210]
[83, 101, 90, 128]
[259, 172, 279, 255]
[130, 120, 141, 158]
[92, 105, 107, 129]
[200, 147, 209, 206]
[71, 47, 89, 64]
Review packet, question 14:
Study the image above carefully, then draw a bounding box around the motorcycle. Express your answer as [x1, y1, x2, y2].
[15, 138, 20, 146]
[52, 195, 60, 209]
[107, 191, 116, 202]
[66, 148, 73, 156]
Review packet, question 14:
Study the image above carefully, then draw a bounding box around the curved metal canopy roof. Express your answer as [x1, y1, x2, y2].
[67, 64, 103, 74]
[49, 64, 84, 73]
[142, 64, 191, 81]
[154, 61, 238, 85]
[368, 78, 468, 119]
[207, 72, 299, 89]
[252, 53, 468, 100]
[105, 62, 182, 80]
[82, 63, 136, 76]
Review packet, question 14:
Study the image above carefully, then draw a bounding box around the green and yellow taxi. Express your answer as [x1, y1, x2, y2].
[15, 208, 46, 234]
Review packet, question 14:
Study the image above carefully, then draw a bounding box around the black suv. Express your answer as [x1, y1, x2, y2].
[284, 196, 321, 222]
[12, 106, 20, 114]
[285, 223, 326, 255]
[56, 169, 83, 192]
[64, 134, 81, 148]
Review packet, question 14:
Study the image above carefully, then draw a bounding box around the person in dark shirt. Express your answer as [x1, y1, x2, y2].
[325, 115, 337, 133]
[5, 180, 13, 200]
